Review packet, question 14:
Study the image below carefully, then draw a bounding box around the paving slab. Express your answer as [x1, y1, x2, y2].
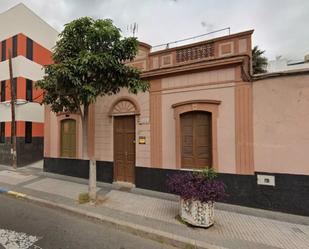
[26, 160, 43, 169]
[1, 167, 309, 249]
[104, 190, 179, 223]
[24, 178, 100, 199]
[102, 189, 309, 249]
[0, 170, 38, 185]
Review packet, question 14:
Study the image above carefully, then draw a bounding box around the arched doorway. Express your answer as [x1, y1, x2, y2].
[60, 119, 76, 158]
[109, 97, 140, 183]
[180, 111, 212, 169]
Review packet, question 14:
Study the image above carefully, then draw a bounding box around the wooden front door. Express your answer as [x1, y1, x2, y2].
[61, 119, 76, 158]
[114, 115, 135, 183]
[181, 111, 212, 169]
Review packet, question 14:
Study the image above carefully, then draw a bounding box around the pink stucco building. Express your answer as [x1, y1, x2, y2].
[43, 29, 309, 216]
[7, 4, 308, 216]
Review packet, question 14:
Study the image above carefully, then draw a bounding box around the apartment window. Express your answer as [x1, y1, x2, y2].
[12, 35, 18, 58]
[26, 37, 33, 60]
[0, 122, 5, 143]
[1, 40, 6, 61]
[25, 122, 32, 143]
[26, 79, 33, 101]
[1, 81, 5, 102]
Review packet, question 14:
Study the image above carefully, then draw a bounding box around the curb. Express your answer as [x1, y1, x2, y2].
[1, 187, 225, 249]
[0, 187, 26, 198]
[7, 191, 27, 198]
[0, 187, 8, 193]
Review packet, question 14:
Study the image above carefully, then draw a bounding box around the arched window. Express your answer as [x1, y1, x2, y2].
[172, 100, 220, 169]
[109, 97, 140, 116]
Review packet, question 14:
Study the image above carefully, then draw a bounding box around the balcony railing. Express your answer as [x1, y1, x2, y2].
[176, 43, 214, 63]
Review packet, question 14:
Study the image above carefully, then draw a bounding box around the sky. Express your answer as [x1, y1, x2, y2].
[0, 0, 308, 60]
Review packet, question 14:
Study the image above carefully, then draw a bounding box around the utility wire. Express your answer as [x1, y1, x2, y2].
[152, 27, 230, 49]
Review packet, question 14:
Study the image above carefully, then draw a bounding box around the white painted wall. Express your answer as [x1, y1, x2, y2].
[0, 56, 45, 81]
[267, 57, 309, 73]
[0, 101, 44, 123]
[0, 3, 58, 50]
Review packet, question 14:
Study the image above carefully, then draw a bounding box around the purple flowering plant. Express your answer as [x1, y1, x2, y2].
[166, 168, 227, 203]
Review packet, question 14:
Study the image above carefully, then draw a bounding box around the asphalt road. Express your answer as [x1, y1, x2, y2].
[0, 195, 176, 249]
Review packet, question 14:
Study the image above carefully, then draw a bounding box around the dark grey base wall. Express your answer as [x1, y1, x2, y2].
[17, 137, 44, 167]
[97, 161, 113, 183]
[135, 167, 177, 193]
[0, 138, 12, 165]
[44, 157, 113, 183]
[43, 158, 309, 216]
[0, 137, 43, 167]
[136, 167, 309, 216]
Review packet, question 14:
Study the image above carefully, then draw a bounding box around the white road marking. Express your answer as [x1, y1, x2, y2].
[0, 229, 40, 249]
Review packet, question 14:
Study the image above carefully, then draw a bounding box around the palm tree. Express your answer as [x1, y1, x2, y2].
[252, 45, 268, 74]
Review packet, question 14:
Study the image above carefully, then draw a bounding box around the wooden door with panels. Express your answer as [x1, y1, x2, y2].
[181, 111, 212, 169]
[114, 115, 135, 183]
[60, 119, 76, 158]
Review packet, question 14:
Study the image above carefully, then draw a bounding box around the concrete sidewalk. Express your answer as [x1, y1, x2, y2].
[0, 163, 309, 249]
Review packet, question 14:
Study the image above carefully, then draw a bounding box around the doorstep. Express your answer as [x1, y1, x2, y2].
[112, 181, 135, 189]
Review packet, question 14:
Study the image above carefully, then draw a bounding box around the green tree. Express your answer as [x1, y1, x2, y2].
[252, 45, 268, 74]
[37, 17, 148, 200]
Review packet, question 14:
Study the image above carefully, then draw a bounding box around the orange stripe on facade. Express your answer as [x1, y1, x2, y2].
[5, 121, 25, 137]
[2, 33, 53, 66]
[17, 34, 27, 57]
[6, 37, 12, 59]
[4, 121, 44, 137]
[33, 41, 53, 65]
[4, 122, 10, 137]
[3, 77, 43, 103]
[32, 122, 44, 137]
[16, 121, 25, 137]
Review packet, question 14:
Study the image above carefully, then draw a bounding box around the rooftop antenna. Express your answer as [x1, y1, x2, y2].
[127, 22, 138, 37]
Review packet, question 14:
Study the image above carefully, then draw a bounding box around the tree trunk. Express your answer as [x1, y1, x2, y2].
[81, 105, 97, 202]
[89, 158, 97, 202]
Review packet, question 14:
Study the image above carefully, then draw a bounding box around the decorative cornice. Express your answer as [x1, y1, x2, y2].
[141, 56, 246, 79]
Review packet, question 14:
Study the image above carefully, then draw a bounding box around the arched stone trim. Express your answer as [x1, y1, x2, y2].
[172, 99, 221, 108]
[56, 111, 79, 117]
[172, 100, 221, 170]
[57, 113, 80, 159]
[108, 97, 141, 116]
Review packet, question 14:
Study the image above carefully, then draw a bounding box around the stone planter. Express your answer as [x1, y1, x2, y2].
[179, 198, 214, 228]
